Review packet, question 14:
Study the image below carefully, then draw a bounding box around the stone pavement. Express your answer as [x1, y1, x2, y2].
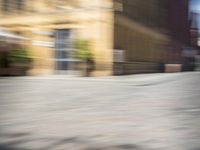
[0, 72, 200, 150]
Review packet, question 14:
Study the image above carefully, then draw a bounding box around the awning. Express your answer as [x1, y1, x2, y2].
[0, 28, 28, 52]
[0, 28, 28, 40]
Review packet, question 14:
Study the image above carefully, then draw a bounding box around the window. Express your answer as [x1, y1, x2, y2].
[2, 0, 11, 13]
[2, 0, 24, 13]
[55, 29, 73, 70]
[16, 0, 24, 10]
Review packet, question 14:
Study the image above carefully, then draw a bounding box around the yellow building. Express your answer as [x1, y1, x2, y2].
[0, 0, 114, 76]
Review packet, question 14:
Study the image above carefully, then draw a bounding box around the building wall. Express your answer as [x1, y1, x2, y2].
[115, 0, 169, 33]
[113, 0, 190, 74]
[113, 0, 171, 74]
[0, 0, 114, 76]
[168, 0, 190, 45]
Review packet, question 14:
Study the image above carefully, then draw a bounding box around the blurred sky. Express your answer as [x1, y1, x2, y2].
[190, 0, 200, 13]
[190, 0, 200, 29]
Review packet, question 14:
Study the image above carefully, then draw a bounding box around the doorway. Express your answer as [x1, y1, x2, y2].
[55, 29, 73, 72]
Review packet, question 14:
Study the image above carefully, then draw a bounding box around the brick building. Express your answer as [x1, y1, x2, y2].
[113, 0, 190, 74]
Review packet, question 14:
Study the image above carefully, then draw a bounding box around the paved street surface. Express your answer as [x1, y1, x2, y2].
[0, 72, 200, 150]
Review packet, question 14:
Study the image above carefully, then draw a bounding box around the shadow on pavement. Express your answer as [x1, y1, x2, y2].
[0, 132, 142, 150]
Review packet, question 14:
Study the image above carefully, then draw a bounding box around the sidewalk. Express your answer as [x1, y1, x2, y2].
[0, 72, 187, 86]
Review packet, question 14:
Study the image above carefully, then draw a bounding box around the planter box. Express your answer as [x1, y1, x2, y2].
[0, 67, 28, 76]
[165, 64, 182, 73]
[0, 63, 31, 76]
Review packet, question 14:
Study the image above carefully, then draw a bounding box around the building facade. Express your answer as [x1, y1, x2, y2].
[0, 0, 191, 76]
[0, 0, 114, 76]
[167, 0, 191, 64]
[113, 0, 190, 74]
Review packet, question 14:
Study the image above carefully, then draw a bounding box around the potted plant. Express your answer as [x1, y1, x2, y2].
[8, 48, 32, 75]
[74, 39, 95, 76]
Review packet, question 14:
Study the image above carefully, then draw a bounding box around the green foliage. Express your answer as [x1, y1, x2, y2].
[8, 48, 32, 64]
[74, 40, 93, 60]
[0, 53, 7, 68]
